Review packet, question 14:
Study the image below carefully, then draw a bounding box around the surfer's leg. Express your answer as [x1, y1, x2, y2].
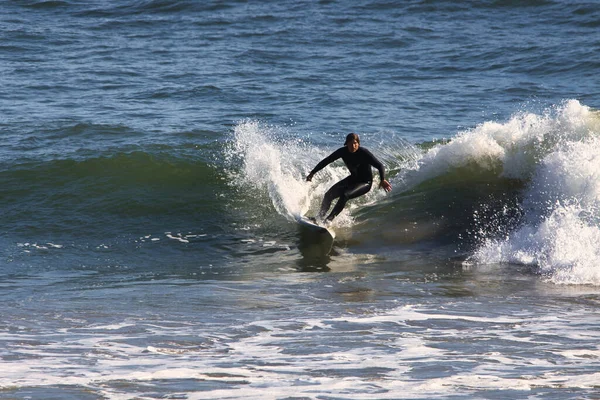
[318, 178, 351, 220]
[326, 181, 372, 221]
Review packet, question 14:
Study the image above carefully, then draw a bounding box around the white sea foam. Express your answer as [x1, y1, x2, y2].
[226, 120, 318, 219]
[3, 304, 599, 399]
[419, 99, 600, 182]
[458, 100, 600, 285]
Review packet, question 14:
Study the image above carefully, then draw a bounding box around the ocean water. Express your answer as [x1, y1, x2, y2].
[2, 0, 600, 399]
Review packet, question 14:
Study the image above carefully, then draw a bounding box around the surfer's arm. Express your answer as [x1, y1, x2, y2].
[364, 148, 392, 192]
[306, 148, 343, 181]
[362, 148, 386, 181]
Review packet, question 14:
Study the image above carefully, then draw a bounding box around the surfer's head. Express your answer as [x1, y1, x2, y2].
[345, 133, 360, 153]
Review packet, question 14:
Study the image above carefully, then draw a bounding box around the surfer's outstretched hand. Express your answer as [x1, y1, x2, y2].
[380, 179, 392, 192]
[306, 173, 314, 182]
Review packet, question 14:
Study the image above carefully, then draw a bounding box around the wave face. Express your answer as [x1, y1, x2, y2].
[224, 101, 600, 285]
[464, 101, 600, 284]
[1, 140, 225, 239]
[6, 101, 598, 284]
[438, 100, 600, 284]
[397, 100, 600, 285]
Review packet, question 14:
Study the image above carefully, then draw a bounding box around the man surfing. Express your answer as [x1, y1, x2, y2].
[306, 133, 392, 223]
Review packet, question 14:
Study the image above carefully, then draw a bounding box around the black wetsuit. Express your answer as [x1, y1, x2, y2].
[309, 147, 386, 221]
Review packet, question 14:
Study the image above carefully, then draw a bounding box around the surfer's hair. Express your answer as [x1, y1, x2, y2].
[344, 133, 360, 145]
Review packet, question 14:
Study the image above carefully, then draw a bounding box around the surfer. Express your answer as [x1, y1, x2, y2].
[306, 133, 392, 222]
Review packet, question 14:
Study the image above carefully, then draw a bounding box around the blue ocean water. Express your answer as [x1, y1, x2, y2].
[2, 1, 600, 399]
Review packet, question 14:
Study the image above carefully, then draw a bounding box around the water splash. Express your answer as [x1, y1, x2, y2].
[464, 100, 600, 285]
[223, 120, 310, 219]
[417, 100, 600, 183]
[223, 120, 414, 227]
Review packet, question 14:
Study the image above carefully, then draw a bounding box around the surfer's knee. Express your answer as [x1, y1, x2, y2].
[323, 189, 336, 202]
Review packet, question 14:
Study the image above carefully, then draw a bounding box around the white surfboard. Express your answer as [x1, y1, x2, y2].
[296, 215, 336, 239]
[295, 215, 335, 256]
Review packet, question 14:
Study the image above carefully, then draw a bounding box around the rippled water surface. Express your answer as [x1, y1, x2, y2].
[1, 0, 600, 398]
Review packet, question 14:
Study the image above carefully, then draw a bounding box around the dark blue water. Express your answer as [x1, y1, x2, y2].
[2, 1, 600, 398]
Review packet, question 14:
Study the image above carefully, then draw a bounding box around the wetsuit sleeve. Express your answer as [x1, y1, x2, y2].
[363, 148, 386, 182]
[309, 147, 344, 176]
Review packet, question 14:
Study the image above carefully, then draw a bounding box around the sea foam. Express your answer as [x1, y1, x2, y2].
[463, 100, 600, 284]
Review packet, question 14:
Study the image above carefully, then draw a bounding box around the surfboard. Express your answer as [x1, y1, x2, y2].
[296, 215, 336, 239]
[295, 215, 335, 256]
